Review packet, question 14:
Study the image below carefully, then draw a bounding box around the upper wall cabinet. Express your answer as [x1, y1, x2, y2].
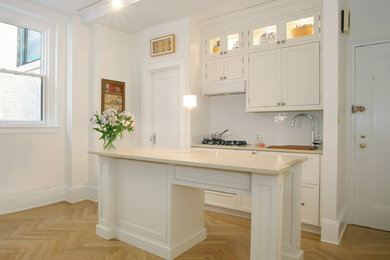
[249, 12, 320, 51]
[247, 42, 320, 112]
[205, 29, 244, 58]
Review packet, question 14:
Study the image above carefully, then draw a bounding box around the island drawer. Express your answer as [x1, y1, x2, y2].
[174, 166, 250, 191]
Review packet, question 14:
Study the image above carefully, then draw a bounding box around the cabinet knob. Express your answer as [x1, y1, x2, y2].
[277, 102, 281, 106]
[301, 202, 305, 206]
[224, 51, 227, 54]
[281, 40, 285, 44]
[220, 52, 223, 55]
[282, 102, 286, 106]
[277, 41, 280, 44]
[224, 76, 227, 80]
[220, 76, 223, 80]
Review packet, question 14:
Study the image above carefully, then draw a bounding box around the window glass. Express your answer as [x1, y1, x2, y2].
[0, 21, 44, 123]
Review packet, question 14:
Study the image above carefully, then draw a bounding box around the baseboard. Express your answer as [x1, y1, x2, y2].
[320, 205, 348, 245]
[0, 186, 65, 215]
[64, 185, 88, 203]
[171, 228, 207, 259]
[204, 204, 251, 219]
[302, 223, 321, 234]
[0, 184, 99, 215]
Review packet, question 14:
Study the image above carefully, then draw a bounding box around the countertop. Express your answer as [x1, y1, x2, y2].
[191, 144, 323, 154]
[89, 147, 306, 175]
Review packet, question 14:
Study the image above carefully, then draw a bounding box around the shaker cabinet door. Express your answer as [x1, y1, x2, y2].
[224, 55, 243, 80]
[248, 49, 281, 108]
[205, 58, 224, 82]
[282, 42, 320, 106]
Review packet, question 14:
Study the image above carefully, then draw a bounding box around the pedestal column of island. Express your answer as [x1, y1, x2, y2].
[89, 147, 305, 260]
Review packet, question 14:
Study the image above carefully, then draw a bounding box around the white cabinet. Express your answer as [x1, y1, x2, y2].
[196, 147, 321, 226]
[205, 30, 244, 58]
[205, 55, 244, 82]
[249, 12, 320, 51]
[202, 29, 245, 95]
[247, 41, 320, 111]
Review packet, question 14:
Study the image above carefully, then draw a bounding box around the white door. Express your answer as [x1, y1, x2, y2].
[248, 49, 281, 108]
[282, 42, 320, 106]
[149, 68, 181, 148]
[354, 41, 390, 231]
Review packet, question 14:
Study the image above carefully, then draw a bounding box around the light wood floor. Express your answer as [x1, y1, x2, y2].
[0, 201, 389, 260]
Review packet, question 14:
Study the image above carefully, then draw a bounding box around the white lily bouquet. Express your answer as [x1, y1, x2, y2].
[90, 108, 135, 150]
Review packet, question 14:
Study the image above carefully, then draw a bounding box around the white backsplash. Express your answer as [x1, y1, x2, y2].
[208, 94, 323, 146]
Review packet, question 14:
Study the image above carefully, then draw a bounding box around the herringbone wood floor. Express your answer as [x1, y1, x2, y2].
[0, 201, 389, 260]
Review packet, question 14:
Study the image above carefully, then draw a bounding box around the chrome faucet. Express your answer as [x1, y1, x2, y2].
[291, 113, 322, 146]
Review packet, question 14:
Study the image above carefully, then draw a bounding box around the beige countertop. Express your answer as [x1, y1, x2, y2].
[89, 147, 306, 175]
[191, 144, 323, 155]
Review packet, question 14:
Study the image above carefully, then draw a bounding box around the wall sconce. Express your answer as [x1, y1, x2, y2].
[183, 95, 197, 109]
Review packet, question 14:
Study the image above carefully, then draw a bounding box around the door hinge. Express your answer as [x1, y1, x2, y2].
[352, 105, 366, 114]
[150, 133, 157, 145]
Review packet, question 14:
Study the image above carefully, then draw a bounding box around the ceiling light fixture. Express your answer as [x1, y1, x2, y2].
[112, 0, 123, 10]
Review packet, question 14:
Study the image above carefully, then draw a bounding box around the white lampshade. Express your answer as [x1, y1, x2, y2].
[183, 95, 197, 108]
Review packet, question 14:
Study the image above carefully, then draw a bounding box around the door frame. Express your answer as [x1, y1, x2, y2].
[140, 58, 187, 149]
[348, 38, 390, 224]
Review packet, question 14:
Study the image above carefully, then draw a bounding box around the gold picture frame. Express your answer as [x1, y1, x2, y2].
[101, 79, 125, 113]
[150, 34, 175, 57]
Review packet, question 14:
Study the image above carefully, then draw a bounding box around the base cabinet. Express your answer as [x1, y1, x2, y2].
[197, 148, 321, 226]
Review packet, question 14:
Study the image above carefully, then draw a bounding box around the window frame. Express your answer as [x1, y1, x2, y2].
[0, 18, 51, 128]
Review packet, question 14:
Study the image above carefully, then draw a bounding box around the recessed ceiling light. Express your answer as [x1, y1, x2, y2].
[112, 0, 123, 10]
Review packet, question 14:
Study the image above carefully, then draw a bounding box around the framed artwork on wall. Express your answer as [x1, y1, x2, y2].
[101, 79, 125, 113]
[150, 34, 175, 57]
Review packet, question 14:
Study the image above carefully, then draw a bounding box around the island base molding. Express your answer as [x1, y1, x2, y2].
[94, 149, 305, 260]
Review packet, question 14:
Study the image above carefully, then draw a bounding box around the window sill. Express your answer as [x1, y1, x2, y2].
[0, 125, 60, 134]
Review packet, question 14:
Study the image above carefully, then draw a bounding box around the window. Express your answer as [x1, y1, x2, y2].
[0, 21, 45, 124]
[17, 27, 42, 66]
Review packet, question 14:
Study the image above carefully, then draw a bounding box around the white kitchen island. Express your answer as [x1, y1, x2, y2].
[90, 147, 305, 260]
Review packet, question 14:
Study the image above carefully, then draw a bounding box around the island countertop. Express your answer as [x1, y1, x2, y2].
[89, 147, 306, 175]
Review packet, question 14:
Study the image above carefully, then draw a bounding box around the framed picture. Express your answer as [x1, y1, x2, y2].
[150, 34, 175, 57]
[101, 79, 125, 113]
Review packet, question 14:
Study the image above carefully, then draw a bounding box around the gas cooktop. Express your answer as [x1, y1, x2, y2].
[202, 138, 247, 146]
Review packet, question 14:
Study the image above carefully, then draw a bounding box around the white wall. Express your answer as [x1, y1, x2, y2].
[208, 95, 323, 146]
[128, 17, 192, 147]
[344, 0, 390, 224]
[87, 23, 135, 196]
[65, 15, 90, 202]
[0, 0, 68, 214]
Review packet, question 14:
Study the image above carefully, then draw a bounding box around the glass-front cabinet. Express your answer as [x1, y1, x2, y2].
[249, 12, 320, 50]
[205, 29, 244, 58]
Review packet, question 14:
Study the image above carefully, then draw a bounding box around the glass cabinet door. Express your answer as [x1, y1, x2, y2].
[205, 31, 243, 57]
[251, 24, 278, 49]
[207, 36, 222, 56]
[285, 16, 317, 41]
[225, 32, 242, 54]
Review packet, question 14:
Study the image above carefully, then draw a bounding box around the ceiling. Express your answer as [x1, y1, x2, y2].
[27, 0, 274, 34]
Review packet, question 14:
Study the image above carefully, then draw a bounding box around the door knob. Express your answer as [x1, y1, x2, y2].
[360, 143, 366, 148]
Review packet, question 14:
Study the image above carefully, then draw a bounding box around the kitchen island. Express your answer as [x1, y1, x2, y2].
[90, 147, 305, 260]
